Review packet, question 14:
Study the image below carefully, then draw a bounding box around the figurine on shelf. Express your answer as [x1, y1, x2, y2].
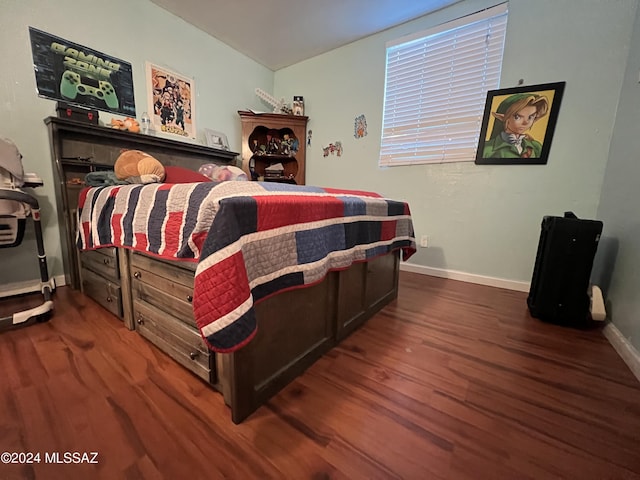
[279, 134, 299, 156]
[266, 130, 281, 154]
[292, 96, 304, 116]
[110, 117, 140, 133]
[281, 134, 292, 155]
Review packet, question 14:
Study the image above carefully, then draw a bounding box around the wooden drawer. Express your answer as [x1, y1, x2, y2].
[81, 267, 123, 318]
[130, 252, 195, 287]
[134, 298, 213, 383]
[364, 251, 399, 309]
[335, 252, 399, 340]
[80, 248, 119, 282]
[130, 252, 196, 327]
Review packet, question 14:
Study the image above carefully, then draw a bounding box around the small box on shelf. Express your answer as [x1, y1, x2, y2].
[56, 101, 99, 125]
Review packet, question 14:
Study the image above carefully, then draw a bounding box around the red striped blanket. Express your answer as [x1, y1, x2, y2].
[77, 181, 415, 352]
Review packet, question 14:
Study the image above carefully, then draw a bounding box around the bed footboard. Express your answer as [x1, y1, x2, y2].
[102, 249, 400, 423]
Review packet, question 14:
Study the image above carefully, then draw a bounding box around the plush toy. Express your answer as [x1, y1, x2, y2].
[110, 117, 140, 133]
[198, 164, 248, 182]
[114, 150, 165, 184]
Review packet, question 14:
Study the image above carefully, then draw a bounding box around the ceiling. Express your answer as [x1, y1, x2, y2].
[150, 0, 463, 71]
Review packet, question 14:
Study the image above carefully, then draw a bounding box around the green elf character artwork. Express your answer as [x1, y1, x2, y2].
[482, 93, 549, 159]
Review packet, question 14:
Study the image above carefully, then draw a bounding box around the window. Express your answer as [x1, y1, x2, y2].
[380, 3, 508, 166]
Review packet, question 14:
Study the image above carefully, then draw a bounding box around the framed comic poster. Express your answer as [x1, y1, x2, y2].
[28, 27, 136, 116]
[475, 82, 565, 165]
[146, 62, 196, 139]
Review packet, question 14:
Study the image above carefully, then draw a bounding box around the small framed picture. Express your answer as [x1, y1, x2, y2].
[204, 129, 229, 150]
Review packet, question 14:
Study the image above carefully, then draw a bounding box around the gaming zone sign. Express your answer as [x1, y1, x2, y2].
[29, 27, 136, 116]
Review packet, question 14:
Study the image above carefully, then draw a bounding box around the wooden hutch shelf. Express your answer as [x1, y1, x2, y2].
[238, 111, 309, 185]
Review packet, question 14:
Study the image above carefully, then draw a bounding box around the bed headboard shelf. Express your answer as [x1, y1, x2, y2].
[45, 116, 238, 164]
[45, 116, 239, 290]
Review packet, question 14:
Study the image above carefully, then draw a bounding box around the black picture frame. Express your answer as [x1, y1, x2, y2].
[29, 27, 136, 116]
[475, 81, 565, 165]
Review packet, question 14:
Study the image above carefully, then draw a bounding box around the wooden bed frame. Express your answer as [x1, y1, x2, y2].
[46, 117, 403, 423]
[116, 248, 400, 423]
[224, 252, 399, 422]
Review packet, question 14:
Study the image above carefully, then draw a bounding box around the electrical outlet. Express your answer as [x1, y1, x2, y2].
[420, 235, 429, 248]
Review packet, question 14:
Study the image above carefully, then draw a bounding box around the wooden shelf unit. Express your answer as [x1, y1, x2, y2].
[238, 111, 309, 185]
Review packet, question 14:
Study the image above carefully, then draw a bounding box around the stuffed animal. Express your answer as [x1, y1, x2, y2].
[114, 150, 165, 184]
[110, 117, 140, 133]
[198, 164, 248, 182]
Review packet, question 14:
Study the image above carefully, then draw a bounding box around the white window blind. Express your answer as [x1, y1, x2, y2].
[380, 3, 508, 166]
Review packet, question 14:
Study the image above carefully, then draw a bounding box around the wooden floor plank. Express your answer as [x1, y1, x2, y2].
[0, 272, 639, 479]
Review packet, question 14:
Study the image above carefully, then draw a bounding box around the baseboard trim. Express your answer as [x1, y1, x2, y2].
[603, 322, 640, 383]
[0, 274, 66, 298]
[400, 263, 530, 292]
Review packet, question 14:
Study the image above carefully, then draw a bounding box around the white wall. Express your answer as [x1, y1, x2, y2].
[0, 0, 273, 284]
[274, 0, 637, 285]
[596, 3, 640, 352]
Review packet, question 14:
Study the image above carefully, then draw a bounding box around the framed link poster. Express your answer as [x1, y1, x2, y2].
[476, 82, 565, 165]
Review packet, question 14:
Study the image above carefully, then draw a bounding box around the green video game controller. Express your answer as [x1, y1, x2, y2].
[60, 70, 119, 109]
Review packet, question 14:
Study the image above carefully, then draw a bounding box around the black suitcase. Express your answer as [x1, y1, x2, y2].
[527, 212, 603, 327]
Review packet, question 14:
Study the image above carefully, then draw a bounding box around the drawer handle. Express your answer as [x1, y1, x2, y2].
[106, 296, 112, 302]
[189, 351, 199, 361]
[136, 315, 144, 325]
[103, 258, 110, 265]
[186, 295, 193, 303]
[133, 271, 141, 279]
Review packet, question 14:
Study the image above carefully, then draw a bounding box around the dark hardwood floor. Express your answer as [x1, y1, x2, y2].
[0, 272, 639, 479]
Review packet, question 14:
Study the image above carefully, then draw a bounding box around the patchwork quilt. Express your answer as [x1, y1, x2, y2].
[77, 181, 416, 352]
